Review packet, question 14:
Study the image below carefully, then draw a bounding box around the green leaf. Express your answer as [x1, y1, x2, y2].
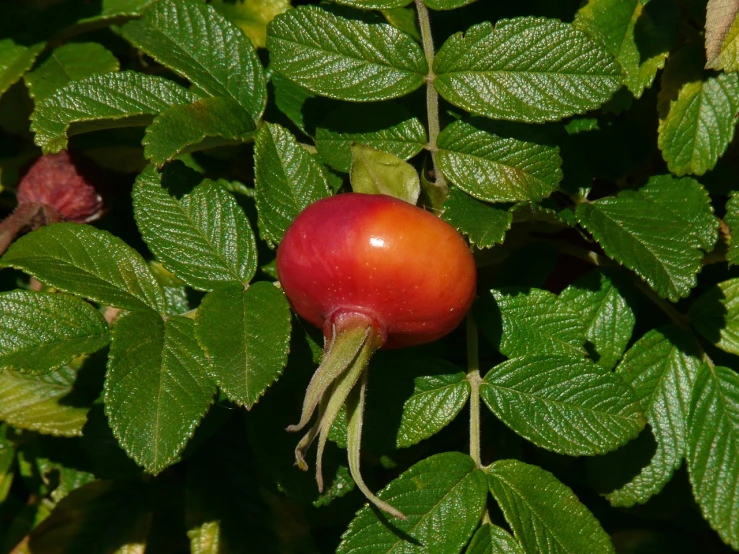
[195, 282, 291, 408]
[271, 71, 317, 135]
[24, 480, 152, 553]
[133, 165, 258, 290]
[350, 145, 420, 204]
[658, 45, 739, 176]
[0, 39, 43, 98]
[337, 452, 487, 554]
[120, 0, 266, 121]
[575, 178, 716, 301]
[436, 119, 562, 202]
[30, 71, 200, 154]
[315, 103, 426, 173]
[705, 0, 739, 71]
[465, 524, 524, 554]
[381, 6, 421, 42]
[186, 427, 278, 554]
[254, 122, 331, 247]
[425, 0, 479, 10]
[372, 357, 470, 449]
[103, 0, 156, 16]
[0, 437, 13, 503]
[0, 291, 109, 374]
[687, 363, 739, 550]
[105, 310, 216, 474]
[210, 0, 291, 49]
[434, 17, 622, 122]
[636, 175, 719, 252]
[267, 5, 427, 101]
[488, 459, 615, 554]
[479, 288, 586, 358]
[608, 326, 701, 507]
[573, 0, 677, 98]
[727, 193, 739, 265]
[690, 277, 739, 354]
[558, 270, 635, 370]
[0, 223, 166, 313]
[0, 366, 89, 437]
[441, 187, 511, 249]
[143, 97, 256, 166]
[24, 43, 120, 103]
[332, 0, 412, 9]
[481, 354, 645, 456]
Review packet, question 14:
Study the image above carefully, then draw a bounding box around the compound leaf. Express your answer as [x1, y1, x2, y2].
[337, 452, 487, 554]
[30, 71, 199, 154]
[442, 187, 512, 249]
[687, 363, 739, 550]
[434, 17, 622, 122]
[268, 5, 427, 101]
[636, 175, 718, 252]
[481, 354, 645, 456]
[478, 288, 586, 358]
[573, 0, 677, 98]
[465, 524, 524, 554]
[24, 480, 152, 553]
[436, 119, 562, 203]
[133, 165, 258, 290]
[195, 282, 291, 408]
[658, 45, 739, 176]
[143, 97, 256, 166]
[0, 39, 43, 97]
[727, 193, 739, 265]
[608, 326, 701, 506]
[105, 310, 216, 474]
[690, 277, 739, 354]
[120, 0, 266, 120]
[331, 0, 412, 9]
[0, 291, 109, 374]
[558, 270, 635, 370]
[0, 223, 165, 313]
[575, 177, 717, 301]
[0, 366, 89, 437]
[315, 103, 426, 173]
[254, 122, 331, 247]
[488, 459, 615, 554]
[24, 42, 120, 102]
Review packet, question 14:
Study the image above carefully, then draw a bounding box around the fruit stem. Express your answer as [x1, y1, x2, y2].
[466, 313, 482, 467]
[415, 0, 448, 197]
[347, 371, 406, 520]
[0, 204, 43, 256]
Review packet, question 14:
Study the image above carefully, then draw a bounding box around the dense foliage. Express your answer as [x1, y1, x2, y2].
[0, 0, 739, 552]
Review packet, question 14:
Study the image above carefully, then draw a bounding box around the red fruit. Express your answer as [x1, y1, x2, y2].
[277, 193, 476, 348]
[16, 151, 104, 223]
[276, 193, 476, 519]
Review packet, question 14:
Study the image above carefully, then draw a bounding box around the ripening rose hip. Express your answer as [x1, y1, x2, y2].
[0, 151, 105, 255]
[16, 151, 104, 223]
[276, 193, 476, 519]
[277, 193, 476, 348]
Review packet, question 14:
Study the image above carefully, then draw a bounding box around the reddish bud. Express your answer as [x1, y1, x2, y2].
[16, 151, 104, 223]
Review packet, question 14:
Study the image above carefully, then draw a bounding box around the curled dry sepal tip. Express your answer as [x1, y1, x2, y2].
[0, 151, 105, 255]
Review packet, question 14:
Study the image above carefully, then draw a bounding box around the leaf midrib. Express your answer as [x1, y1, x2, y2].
[482, 373, 641, 424]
